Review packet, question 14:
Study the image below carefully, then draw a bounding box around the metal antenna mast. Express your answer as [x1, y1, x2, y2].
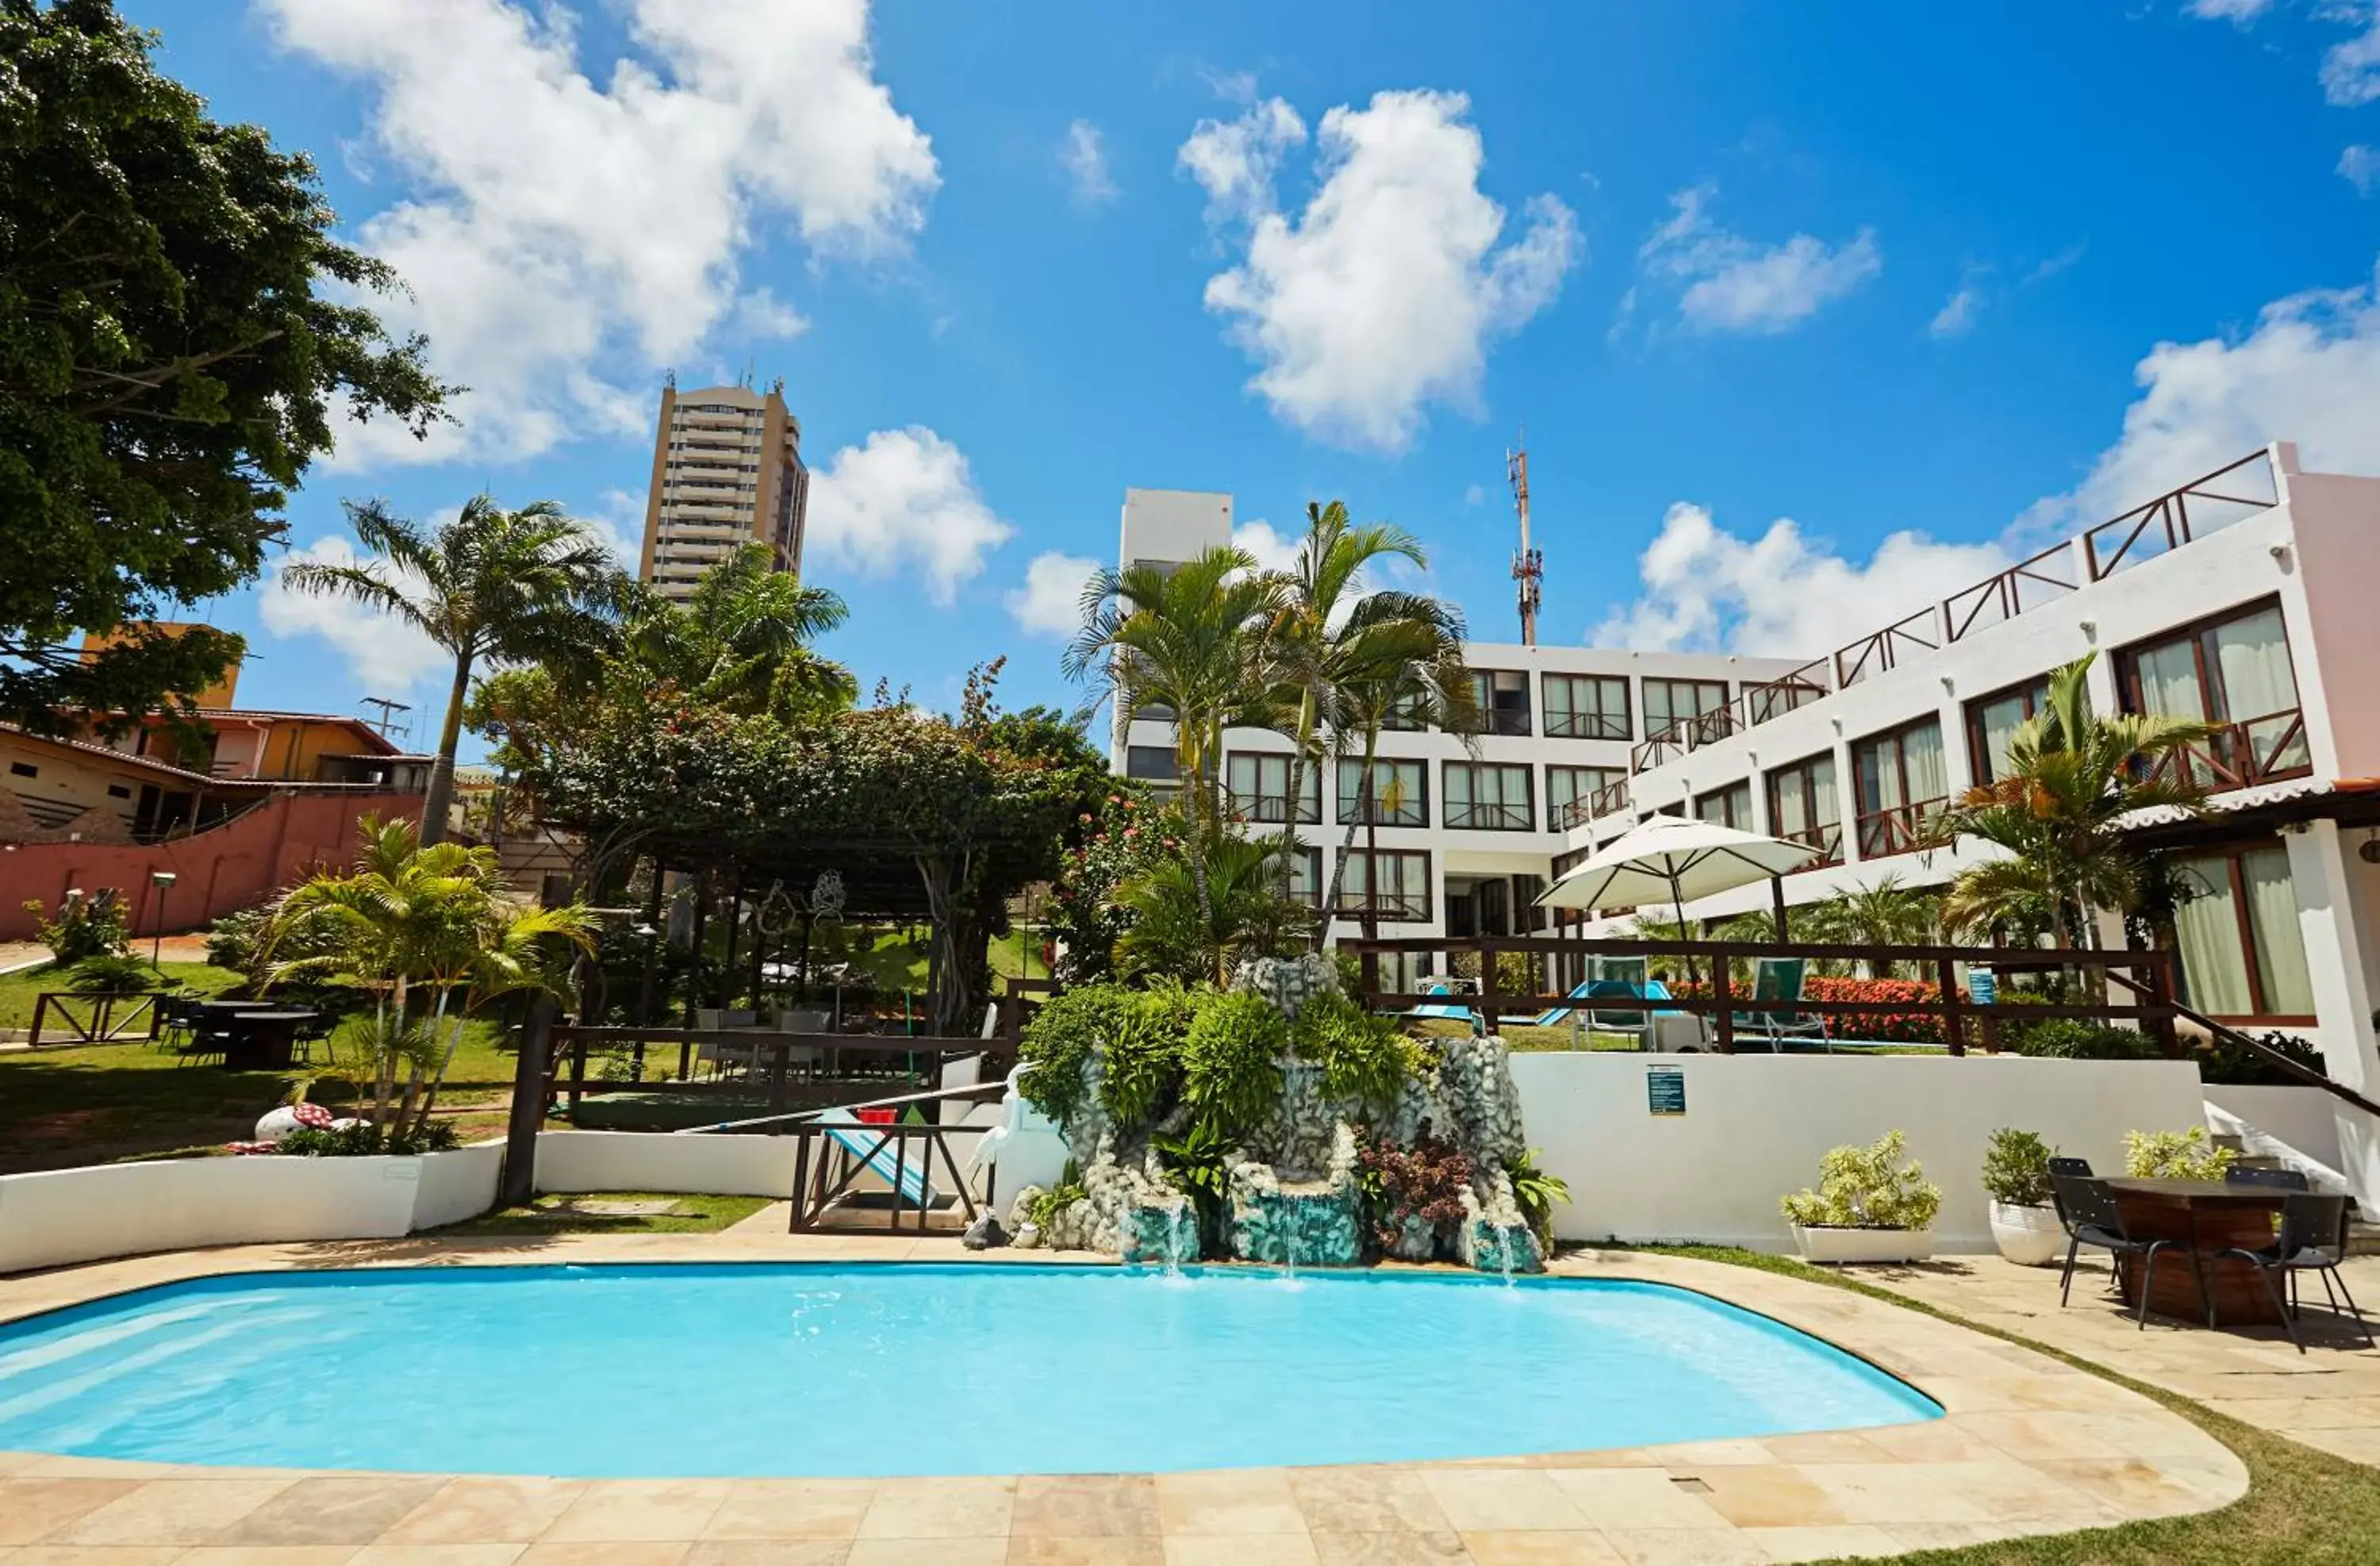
[359, 697, 413, 742]
[1507, 438, 1541, 646]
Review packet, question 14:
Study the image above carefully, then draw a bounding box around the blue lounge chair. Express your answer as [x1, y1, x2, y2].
[816, 1107, 935, 1208]
[1733, 958, 1829, 1053]
[1407, 981, 1477, 1023]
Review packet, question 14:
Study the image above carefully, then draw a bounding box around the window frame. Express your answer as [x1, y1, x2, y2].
[1963, 674, 2051, 787]
[1693, 779, 1754, 831]
[1442, 760, 1537, 832]
[1335, 756, 1429, 827]
[1465, 668, 1534, 737]
[1223, 750, 1320, 825]
[1541, 674, 1632, 741]
[2166, 840, 2318, 1026]
[1123, 744, 1179, 783]
[1763, 750, 1843, 867]
[1335, 848, 1434, 923]
[1851, 716, 1948, 860]
[1642, 677, 1732, 744]
[2114, 597, 2311, 792]
[1546, 764, 1626, 830]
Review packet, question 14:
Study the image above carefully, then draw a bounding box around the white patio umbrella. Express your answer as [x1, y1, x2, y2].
[1535, 816, 1820, 944]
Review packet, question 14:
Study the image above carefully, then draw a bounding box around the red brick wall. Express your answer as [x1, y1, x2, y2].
[0, 792, 426, 941]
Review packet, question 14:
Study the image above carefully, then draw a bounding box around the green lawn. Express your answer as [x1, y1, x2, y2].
[0, 959, 244, 1031]
[1620, 1244, 2380, 1564]
[433, 1190, 772, 1238]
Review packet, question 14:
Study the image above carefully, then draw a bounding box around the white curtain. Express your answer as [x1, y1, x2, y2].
[1974, 693, 2028, 783]
[2171, 854, 2253, 1015]
[2241, 846, 2316, 1016]
[2132, 639, 2205, 720]
[2210, 607, 2309, 772]
[1902, 720, 1948, 804]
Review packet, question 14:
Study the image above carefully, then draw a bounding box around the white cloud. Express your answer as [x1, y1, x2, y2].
[731, 288, 810, 340]
[259, 535, 449, 693]
[2343, 144, 2380, 194]
[1189, 89, 1581, 451]
[1637, 183, 1880, 336]
[1929, 283, 1984, 339]
[1464, 482, 1488, 507]
[259, 0, 936, 467]
[1591, 503, 2007, 659]
[2323, 6, 2380, 105]
[2021, 243, 2087, 286]
[2021, 257, 2380, 535]
[1006, 551, 1099, 639]
[806, 428, 1014, 605]
[2186, 0, 2274, 18]
[1230, 520, 1303, 575]
[1059, 118, 1118, 207]
[577, 489, 648, 567]
[1177, 95, 1307, 225]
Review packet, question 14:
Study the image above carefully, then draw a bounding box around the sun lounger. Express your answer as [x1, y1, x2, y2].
[816, 1106, 936, 1207]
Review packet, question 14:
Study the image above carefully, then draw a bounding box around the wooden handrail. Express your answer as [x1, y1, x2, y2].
[2104, 970, 2380, 1119]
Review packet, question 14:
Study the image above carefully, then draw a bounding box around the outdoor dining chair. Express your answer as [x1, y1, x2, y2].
[2043, 1157, 2110, 1295]
[1732, 957, 1828, 1053]
[2052, 1173, 2202, 1329]
[2209, 1192, 2374, 1353]
[2225, 1165, 2312, 1192]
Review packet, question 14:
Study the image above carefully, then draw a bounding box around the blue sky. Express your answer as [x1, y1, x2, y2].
[127, 0, 2380, 755]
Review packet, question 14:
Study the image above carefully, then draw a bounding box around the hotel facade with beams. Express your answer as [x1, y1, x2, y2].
[1111, 447, 2380, 1196]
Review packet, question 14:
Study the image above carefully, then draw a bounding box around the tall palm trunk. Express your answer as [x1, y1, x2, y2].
[1322, 727, 1384, 934]
[1280, 688, 1318, 913]
[420, 650, 475, 846]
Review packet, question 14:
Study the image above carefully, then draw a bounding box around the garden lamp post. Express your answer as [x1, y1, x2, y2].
[147, 871, 177, 969]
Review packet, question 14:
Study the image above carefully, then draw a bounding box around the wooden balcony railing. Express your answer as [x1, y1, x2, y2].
[1445, 800, 1534, 831]
[2082, 449, 2279, 581]
[1854, 799, 1948, 860]
[1776, 823, 1844, 869]
[1224, 789, 1317, 825]
[2140, 708, 2312, 794]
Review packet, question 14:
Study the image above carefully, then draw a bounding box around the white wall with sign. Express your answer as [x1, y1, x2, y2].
[1507, 1053, 2209, 1253]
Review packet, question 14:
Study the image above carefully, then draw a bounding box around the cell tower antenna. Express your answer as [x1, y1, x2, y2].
[359, 696, 413, 743]
[1507, 434, 1541, 647]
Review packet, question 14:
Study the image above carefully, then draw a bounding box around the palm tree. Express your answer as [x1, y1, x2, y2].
[1320, 596, 1478, 940]
[283, 496, 626, 843]
[1114, 834, 1309, 984]
[1939, 653, 2218, 952]
[1804, 875, 1944, 977]
[1065, 546, 1288, 923]
[1265, 501, 1429, 900]
[620, 543, 855, 718]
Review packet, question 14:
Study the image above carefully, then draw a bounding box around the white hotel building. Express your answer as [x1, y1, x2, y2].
[1111, 449, 2380, 1187]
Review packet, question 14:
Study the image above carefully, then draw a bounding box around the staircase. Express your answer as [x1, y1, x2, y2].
[2205, 1107, 2380, 1255]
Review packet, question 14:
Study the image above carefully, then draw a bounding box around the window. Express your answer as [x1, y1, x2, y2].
[2119, 601, 2310, 791]
[1287, 846, 1324, 908]
[7, 761, 35, 777]
[1466, 670, 1534, 736]
[1695, 780, 1753, 831]
[1644, 678, 1730, 744]
[1124, 745, 1178, 782]
[1965, 676, 2051, 786]
[1766, 752, 1843, 866]
[1130, 700, 1177, 724]
[1337, 758, 1427, 826]
[1547, 765, 1626, 829]
[1337, 849, 1432, 923]
[2168, 844, 2316, 1022]
[1379, 694, 1428, 732]
[106, 784, 131, 800]
[1852, 718, 1948, 858]
[1224, 751, 1319, 824]
[1543, 674, 1630, 740]
[1444, 762, 1534, 831]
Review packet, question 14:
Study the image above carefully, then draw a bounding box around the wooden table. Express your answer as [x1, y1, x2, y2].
[219, 1011, 318, 1072]
[2103, 1176, 2287, 1326]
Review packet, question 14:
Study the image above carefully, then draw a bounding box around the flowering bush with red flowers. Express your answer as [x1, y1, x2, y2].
[1046, 789, 1179, 984]
[1673, 976, 1947, 1043]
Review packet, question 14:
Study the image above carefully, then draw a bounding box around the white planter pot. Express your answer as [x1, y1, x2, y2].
[1988, 1201, 2067, 1267]
[1791, 1224, 1935, 1265]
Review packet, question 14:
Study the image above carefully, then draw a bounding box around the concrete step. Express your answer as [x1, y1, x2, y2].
[2349, 1221, 2380, 1258]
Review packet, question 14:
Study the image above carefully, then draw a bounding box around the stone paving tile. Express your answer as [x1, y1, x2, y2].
[1791, 1466, 1994, 1527]
[48, 1480, 298, 1546]
[1153, 1472, 1307, 1537]
[382, 1481, 589, 1545]
[1306, 1532, 1468, 1564]
[1157, 1538, 1319, 1566]
[0, 1480, 144, 1545]
[1004, 1537, 1163, 1565]
[681, 1547, 850, 1566]
[850, 1479, 1014, 1541]
[1599, 1528, 1770, 1565]
[1542, 1473, 1729, 1532]
[1457, 1535, 1626, 1565]
[348, 1548, 533, 1566]
[2, 1549, 185, 1566]
[1285, 1470, 1449, 1534]
[216, 1479, 453, 1547]
[1738, 1525, 1900, 1562]
[1415, 1471, 1588, 1533]
[540, 1486, 731, 1545]
[1674, 1468, 1843, 1531]
[516, 1546, 691, 1566]
[174, 1549, 363, 1565]
[1010, 1475, 1160, 1537]
[701, 1483, 877, 1542]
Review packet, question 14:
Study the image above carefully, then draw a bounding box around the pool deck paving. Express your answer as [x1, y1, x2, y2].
[0, 1233, 2259, 1564]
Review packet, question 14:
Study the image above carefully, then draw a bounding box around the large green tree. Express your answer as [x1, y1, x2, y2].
[0, 0, 450, 731]
[283, 496, 624, 846]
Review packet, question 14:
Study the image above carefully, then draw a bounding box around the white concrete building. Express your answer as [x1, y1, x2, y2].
[1111, 488, 1803, 965]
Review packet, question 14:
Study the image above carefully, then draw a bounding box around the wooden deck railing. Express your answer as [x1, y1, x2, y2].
[27, 991, 166, 1048]
[1340, 934, 2183, 1059]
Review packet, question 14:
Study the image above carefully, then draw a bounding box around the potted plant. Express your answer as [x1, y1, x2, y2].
[1780, 1130, 1942, 1264]
[1981, 1128, 2065, 1266]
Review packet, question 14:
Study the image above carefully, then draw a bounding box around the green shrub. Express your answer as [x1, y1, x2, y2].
[64, 953, 157, 996]
[2198, 1029, 2326, 1086]
[2125, 1127, 2234, 1182]
[1181, 990, 1288, 1130]
[1018, 985, 1134, 1124]
[1100, 985, 1194, 1130]
[1505, 1147, 1572, 1245]
[276, 1120, 459, 1157]
[1980, 1127, 2056, 1207]
[1779, 1130, 1943, 1230]
[2010, 1019, 2155, 1061]
[22, 892, 129, 965]
[1293, 990, 1421, 1109]
[1152, 1117, 1231, 1253]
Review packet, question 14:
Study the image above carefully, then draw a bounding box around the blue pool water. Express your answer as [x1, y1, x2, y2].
[0, 1264, 1937, 1476]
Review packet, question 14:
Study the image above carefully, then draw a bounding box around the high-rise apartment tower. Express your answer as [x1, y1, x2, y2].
[637, 379, 810, 601]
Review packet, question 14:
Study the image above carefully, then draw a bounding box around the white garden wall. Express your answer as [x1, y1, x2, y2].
[1508, 1054, 2208, 1253]
[532, 1130, 793, 1197]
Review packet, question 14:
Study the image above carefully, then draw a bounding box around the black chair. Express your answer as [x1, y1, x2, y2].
[2212, 1192, 2375, 1353]
[2048, 1156, 2094, 1177]
[2052, 1173, 2199, 1328]
[2225, 1165, 2311, 1192]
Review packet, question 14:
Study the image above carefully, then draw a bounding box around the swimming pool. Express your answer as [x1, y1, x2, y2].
[0, 1264, 1939, 1476]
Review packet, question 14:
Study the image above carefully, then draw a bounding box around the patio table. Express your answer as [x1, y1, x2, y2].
[219, 1010, 319, 1073]
[2102, 1176, 2287, 1326]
